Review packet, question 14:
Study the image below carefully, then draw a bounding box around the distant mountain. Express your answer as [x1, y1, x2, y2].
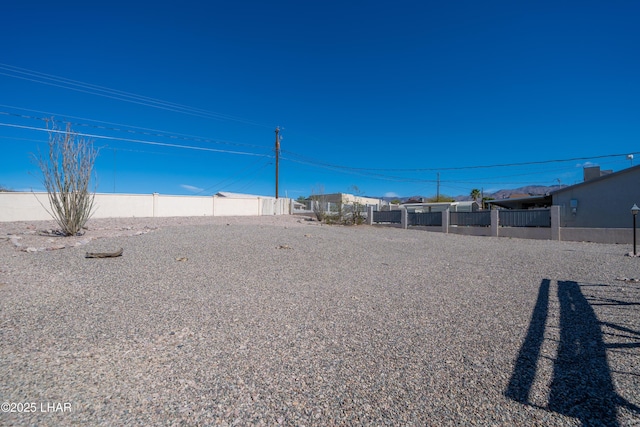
[484, 185, 567, 200]
[378, 185, 567, 203]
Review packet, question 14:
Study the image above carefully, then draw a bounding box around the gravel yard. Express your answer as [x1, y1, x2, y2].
[1, 215, 639, 426]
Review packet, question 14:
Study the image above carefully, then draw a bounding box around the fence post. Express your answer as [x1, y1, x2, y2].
[442, 209, 449, 234]
[401, 208, 408, 229]
[152, 192, 159, 217]
[367, 205, 374, 225]
[550, 205, 560, 240]
[491, 209, 499, 237]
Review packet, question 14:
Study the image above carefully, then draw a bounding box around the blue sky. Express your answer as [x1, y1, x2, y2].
[1, 1, 638, 199]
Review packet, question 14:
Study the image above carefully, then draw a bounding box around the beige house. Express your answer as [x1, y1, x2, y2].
[305, 192, 385, 212]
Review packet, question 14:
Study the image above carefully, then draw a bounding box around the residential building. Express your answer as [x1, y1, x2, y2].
[401, 201, 479, 213]
[551, 165, 640, 228]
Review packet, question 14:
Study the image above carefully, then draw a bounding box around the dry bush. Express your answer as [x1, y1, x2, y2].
[33, 121, 98, 236]
[311, 185, 328, 222]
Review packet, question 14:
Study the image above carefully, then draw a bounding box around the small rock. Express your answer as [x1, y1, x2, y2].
[25, 247, 38, 253]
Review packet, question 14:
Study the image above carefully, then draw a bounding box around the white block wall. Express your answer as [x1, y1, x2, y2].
[0, 192, 290, 222]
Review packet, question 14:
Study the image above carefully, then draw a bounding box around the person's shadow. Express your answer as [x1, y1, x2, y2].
[505, 279, 640, 425]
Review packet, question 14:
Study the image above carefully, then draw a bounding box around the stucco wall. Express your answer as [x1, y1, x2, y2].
[213, 197, 259, 216]
[156, 195, 211, 217]
[0, 192, 52, 221]
[448, 226, 492, 237]
[94, 194, 154, 218]
[498, 226, 551, 240]
[560, 227, 632, 244]
[0, 192, 290, 221]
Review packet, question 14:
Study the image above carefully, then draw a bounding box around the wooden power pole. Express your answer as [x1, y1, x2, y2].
[275, 127, 280, 199]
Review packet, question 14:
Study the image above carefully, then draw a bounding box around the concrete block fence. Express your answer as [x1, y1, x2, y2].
[367, 205, 633, 244]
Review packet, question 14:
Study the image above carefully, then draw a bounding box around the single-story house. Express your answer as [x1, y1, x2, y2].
[305, 193, 385, 211]
[486, 195, 552, 210]
[551, 165, 640, 228]
[486, 164, 640, 229]
[401, 201, 479, 213]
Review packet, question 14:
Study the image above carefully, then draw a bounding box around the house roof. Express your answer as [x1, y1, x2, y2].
[401, 201, 477, 207]
[550, 164, 640, 195]
[486, 195, 552, 209]
[215, 191, 271, 199]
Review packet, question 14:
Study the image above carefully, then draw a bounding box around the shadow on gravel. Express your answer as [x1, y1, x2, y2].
[505, 279, 640, 426]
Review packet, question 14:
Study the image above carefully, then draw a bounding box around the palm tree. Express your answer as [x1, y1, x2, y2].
[470, 188, 481, 203]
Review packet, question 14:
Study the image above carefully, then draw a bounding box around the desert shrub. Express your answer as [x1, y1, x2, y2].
[33, 121, 98, 236]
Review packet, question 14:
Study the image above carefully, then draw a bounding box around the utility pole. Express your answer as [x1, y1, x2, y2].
[275, 127, 280, 199]
[436, 172, 440, 202]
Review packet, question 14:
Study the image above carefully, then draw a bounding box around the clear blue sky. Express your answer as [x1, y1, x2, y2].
[1, 1, 638, 199]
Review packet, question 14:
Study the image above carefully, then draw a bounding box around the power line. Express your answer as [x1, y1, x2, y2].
[194, 156, 269, 195]
[0, 63, 271, 127]
[232, 161, 273, 193]
[281, 148, 640, 173]
[0, 105, 271, 150]
[281, 154, 433, 183]
[0, 122, 272, 158]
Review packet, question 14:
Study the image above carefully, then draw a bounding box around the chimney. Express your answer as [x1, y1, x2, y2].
[583, 165, 601, 181]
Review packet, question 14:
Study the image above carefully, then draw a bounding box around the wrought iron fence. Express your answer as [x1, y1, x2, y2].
[372, 210, 402, 223]
[450, 211, 491, 227]
[499, 209, 550, 227]
[409, 212, 442, 226]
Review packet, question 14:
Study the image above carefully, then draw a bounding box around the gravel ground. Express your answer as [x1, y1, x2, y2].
[1, 215, 639, 426]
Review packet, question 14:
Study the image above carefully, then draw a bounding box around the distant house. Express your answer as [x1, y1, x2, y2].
[404, 197, 426, 204]
[215, 191, 267, 199]
[486, 195, 552, 210]
[551, 165, 640, 228]
[305, 193, 385, 212]
[401, 201, 479, 213]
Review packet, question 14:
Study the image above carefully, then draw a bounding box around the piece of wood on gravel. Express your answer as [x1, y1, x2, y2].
[85, 248, 123, 258]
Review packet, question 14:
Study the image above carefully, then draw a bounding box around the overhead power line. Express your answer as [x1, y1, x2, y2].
[0, 122, 272, 158]
[0, 63, 270, 127]
[194, 156, 269, 195]
[281, 154, 434, 183]
[281, 149, 640, 173]
[0, 106, 271, 150]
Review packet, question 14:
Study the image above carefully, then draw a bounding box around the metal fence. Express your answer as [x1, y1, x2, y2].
[370, 208, 552, 228]
[409, 212, 442, 226]
[372, 210, 402, 223]
[499, 209, 550, 227]
[450, 211, 491, 227]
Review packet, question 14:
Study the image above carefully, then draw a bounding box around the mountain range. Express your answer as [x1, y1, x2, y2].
[380, 185, 567, 203]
